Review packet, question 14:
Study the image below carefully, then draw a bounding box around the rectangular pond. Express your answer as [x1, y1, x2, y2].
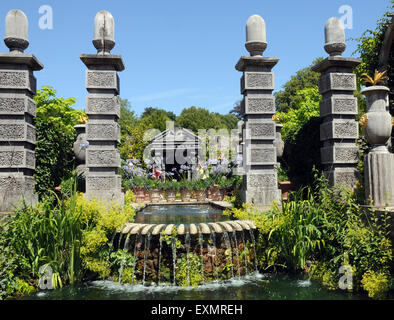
[134, 203, 229, 225]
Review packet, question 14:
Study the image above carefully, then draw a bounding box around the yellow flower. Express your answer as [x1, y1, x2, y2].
[272, 114, 280, 123]
[79, 115, 88, 124]
[359, 114, 368, 129]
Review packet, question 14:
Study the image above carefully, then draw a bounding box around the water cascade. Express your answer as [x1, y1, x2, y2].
[114, 219, 257, 286]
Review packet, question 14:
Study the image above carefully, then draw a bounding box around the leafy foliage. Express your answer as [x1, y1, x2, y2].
[34, 86, 86, 197]
[224, 172, 393, 299]
[352, 2, 394, 115]
[274, 58, 323, 113]
[141, 107, 176, 121]
[78, 192, 135, 279]
[175, 253, 203, 287]
[176, 106, 238, 133]
[361, 69, 389, 86]
[274, 87, 321, 143]
[0, 180, 83, 297]
[0, 180, 136, 299]
[274, 87, 322, 188]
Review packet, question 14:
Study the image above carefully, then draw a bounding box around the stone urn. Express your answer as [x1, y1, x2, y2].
[73, 124, 87, 163]
[149, 189, 161, 203]
[361, 86, 392, 149]
[275, 123, 284, 159]
[194, 189, 206, 202]
[134, 187, 146, 203]
[361, 85, 394, 207]
[180, 189, 191, 202]
[165, 190, 177, 202]
[73, 124, 88, 182]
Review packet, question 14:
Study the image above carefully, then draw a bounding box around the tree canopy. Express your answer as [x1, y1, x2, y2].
[175, 106, 238, 133]
[352, 1, 393, 112]
[274, 87, 321, 143]
[274, 58, 323, 113]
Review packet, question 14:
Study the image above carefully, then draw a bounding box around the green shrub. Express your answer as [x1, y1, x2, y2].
[224, 171, 393, 298]
[0, 182, 83, 295]
[77, 194, 135, 279]
[176, 253, 203, 287]
[34, 86, 86, 198]
[361, 271, 390, 299]
[0, 179, 136, 299]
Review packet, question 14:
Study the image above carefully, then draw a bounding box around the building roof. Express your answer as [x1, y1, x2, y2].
[148, 126, 201, 151]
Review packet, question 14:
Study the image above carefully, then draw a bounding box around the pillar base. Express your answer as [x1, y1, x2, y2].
[0, 174, 37, 212]
[365, 151, 394, 207]
[85, 173, 124, 207]
[241, 187, 281, 207]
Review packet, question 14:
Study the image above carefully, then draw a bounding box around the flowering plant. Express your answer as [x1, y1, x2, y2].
[192, 179, 207, 191]
[162, 180, 180, 191]
[179, 179, 193, 191]
[145, 178, 162, 191]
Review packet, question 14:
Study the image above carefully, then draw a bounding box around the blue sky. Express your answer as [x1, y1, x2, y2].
[2, 0, 392, 116]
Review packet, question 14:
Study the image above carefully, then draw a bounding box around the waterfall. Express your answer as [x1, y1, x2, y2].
[198, 232, 204, 282]
[249, 229, 258, 273]
[185, 232, 191, 286]
[232, 230, 241, 279]
[117, 233, 124, 251]
[132, 233, 143, 285]
[114, 219, 255, 286]
[110, 233, 116, 251]
[158, 235, 163, 285]
[223, 231, 234, 278]
[142, 233, 152, 285]
[118, 235, 130, 284]
[241, 230, 248, 274]
[171, 238, 177, 285]
[209, 232, 218, 282]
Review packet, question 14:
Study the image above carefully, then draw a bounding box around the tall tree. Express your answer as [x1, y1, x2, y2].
[353, 2, 393, 113]
[215, 113, 239, 130]
[141, 107, 176, 121]
[274, 58, 323, 113]
[230, 100, 243, 120]
[176, 106, 224, 133]
[118, 98, 138, 137]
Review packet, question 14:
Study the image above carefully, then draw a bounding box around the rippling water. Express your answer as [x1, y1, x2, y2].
[25, 273, 367, 300]
[134, 204, 228, 225]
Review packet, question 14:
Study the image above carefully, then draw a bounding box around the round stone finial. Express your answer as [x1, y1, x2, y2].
[324, 17, 346, 56]
[4, 9, 29, 53]
[245, 14, 267, 56]
[93, 10, 115, 55]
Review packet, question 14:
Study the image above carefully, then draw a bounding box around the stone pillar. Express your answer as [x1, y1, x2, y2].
[235, 15, 281, 207]
[0, 10, 43, 212]
[81, 11, 124, 206]
[312, 18, 361, 188]
[233, 120, 244, 176]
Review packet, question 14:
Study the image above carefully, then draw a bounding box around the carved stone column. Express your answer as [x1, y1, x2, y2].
[235, 15, 281, 207]
[0, 10, 43, 211]
[312, 18, 361, 188]
[81, 11, 124, 206]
